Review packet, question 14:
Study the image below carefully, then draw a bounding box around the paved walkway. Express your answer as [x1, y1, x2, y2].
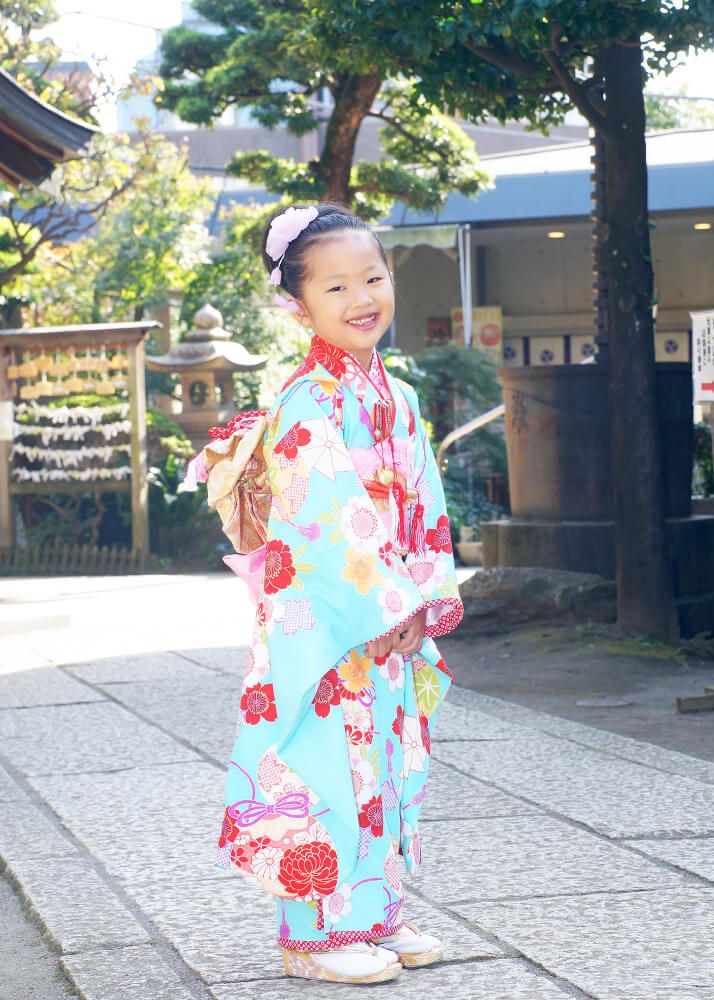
[1, 575, 713, 999]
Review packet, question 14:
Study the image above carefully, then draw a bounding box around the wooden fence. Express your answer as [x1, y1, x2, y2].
[0, 540, 143, 576]
[1, 321, 159, 576]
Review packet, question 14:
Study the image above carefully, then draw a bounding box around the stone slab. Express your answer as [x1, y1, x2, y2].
[455, 888, 714, 1000]
[432, 700, 516, 743]
[0, 701, 198, 775]
[209, 957, 574, 1000]
[0, 764, 25, 801]
[130, 875, 279, 984]
[0, 666, 106, 709]
[65, 650, 219, 685]
[402, 889, 505, 961]
[60, 943, 199, 1000]
[0, 797, 78, 864]
[633, 838, 714, 883]
[433, 735, 714, 837]
[414, 814, 686, 904]
[95, 673, 243, 763]
[28, 761, 228, 888]
[0, 636, 54, 672]
[173, 646, 249, 675]
[421, 760, 540, 822]
[448, 687, 714, 785]
[8, 855, 150, 952]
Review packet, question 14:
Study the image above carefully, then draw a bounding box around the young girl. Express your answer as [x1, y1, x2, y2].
[210, 203, 463, 984]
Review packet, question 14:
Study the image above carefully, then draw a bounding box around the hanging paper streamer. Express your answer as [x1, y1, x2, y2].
[9, 349, 133, 486]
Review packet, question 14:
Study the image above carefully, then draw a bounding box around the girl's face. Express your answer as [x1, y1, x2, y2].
[292, 230, 394, 368]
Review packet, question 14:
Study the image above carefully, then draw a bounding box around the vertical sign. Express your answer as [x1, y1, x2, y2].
[691, 309, 714, 403]
[451, 306, 503, 363]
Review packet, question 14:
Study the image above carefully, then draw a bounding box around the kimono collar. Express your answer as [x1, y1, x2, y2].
[307, 334, 389, 403]
[306, 334, 396, 442]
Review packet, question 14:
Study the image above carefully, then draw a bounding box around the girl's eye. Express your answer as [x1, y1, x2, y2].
[327, 285, 344, 293]
[368, 276, 383, 284]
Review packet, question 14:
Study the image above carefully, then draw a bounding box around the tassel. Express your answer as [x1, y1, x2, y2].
[391, 482, 408, 549]
[410, 502, 425, 555]
[388, 482, 400, 546]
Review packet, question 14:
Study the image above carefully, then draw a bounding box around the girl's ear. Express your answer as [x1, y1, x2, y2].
[293, 301, 310, 327]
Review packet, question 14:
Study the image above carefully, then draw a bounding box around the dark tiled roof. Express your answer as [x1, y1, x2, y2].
[0, 67, 96, 187]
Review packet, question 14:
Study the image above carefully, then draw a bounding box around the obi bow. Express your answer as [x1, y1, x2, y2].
[228, 791, 310, 827]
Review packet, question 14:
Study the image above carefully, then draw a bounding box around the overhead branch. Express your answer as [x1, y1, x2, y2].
[463, 40, 546, 78]
[541, 19, 608, 128]
[542, 50, 608, 130]
[368, 109, 447, 166]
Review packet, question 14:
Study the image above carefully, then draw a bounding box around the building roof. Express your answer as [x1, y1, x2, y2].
[383, 129, 714, 228]
[0, 67, 97, 187]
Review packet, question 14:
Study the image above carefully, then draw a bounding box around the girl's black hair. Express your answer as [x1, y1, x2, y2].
[261, 202, 388, 299]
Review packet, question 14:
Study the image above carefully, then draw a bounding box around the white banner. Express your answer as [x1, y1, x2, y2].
[691, 309, 714, 403]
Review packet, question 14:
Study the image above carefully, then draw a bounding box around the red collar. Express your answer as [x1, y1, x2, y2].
[307, 335, 396, 441]
[307, 335, 390, 403]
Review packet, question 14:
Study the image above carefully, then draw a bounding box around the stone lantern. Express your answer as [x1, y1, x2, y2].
[146, 304, 268, 448]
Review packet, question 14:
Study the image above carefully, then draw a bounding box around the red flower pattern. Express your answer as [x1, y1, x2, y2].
[358, 794, 384, 838]
[230, 842, 248, 866]
[392, 704, 404, 737]
[313, 668, 341, 718]
[218, 810, 240, 848]
[278, 841, 338, 898]
[345, 721, 374, 746]
[274, 423, 311, 460]
[240, 682, 277, 725]
[378, 541, 395, 567]
[309, 336, 347, 378]
[419, 711, 431, 754]
[426, 514, 453, 554]
[263, 539, 296, 594]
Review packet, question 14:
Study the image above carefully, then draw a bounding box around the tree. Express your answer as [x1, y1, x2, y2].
[0, 0, 102, 118]
[13, 132, 212, 326]
[0, 1, 155, 306]
[156, 0, 489, 219]
[323, 0, 714, 641]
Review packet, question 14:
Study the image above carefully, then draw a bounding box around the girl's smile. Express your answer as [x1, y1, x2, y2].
[292, 230, 394, 369]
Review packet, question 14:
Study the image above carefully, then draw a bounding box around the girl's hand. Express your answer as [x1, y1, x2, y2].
[365, 609, 427, 659]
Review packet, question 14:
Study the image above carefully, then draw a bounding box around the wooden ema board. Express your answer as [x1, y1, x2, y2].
[0, 322, 159, 573]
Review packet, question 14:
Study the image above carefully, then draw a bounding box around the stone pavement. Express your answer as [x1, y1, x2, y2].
[1, 574, 713, 1000]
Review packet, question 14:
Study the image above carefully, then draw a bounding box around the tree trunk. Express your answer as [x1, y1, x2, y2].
[600, 39, 679, 641]
[318, 72, 382, 206]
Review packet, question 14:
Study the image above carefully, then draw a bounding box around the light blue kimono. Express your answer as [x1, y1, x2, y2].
[214, 336, 463, 950]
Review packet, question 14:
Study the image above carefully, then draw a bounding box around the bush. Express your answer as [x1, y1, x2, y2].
[693, 422, 714, 498]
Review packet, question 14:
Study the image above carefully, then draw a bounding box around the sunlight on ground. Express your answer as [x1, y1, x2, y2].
[0, 573, 256, 672]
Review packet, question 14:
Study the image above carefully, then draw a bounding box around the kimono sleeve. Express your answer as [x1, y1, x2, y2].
[261, 379, 434, 730]
[397, 379, 464, 638]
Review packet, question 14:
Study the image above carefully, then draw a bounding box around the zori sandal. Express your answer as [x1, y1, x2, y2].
[282, 941, 403, 983]
[371, 920, 445, 967]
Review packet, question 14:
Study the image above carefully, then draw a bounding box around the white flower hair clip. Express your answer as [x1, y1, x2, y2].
[266, 205, 319, 312]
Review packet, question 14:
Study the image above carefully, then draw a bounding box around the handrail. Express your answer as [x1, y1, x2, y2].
[436, 402, 506, 472]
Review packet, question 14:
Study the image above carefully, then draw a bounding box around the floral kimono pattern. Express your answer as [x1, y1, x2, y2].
[215, 334, 463, 950]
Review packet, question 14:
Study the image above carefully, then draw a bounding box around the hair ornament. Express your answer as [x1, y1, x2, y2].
[266, 205, 319, 264]
[274, 293, 301, 314]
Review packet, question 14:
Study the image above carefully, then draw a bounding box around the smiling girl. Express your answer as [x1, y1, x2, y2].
[213, 203, 463, 985]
